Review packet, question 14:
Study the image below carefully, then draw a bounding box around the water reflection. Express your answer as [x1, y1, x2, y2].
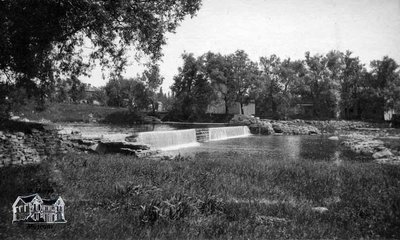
[165, 135, 352, 163]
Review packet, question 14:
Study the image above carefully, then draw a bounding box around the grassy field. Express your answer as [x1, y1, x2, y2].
[13, 103, 160, 124]
[14, 103, 126, 123]
[0, 152, 399, 239]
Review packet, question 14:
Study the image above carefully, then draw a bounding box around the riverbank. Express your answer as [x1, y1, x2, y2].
[339, 130, 400, 165]
[11, 103, 161, 124]
[13, 103, 124, 123]
[229, 114, 386, 135]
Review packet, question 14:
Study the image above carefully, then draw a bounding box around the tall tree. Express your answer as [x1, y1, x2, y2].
[325, 50, 345, 119]
[0, 0, 202, 106]
[171, 53, 213, 120]
[340, 51, 364, 119]
[257, 55, 306, 119]
[202, 52, 232, 114]
[369, 56, 400, 117]
[225, 50, 259, 114]
[303, 52, 338, 118]
[141, 64, 164, 113]
[68, 76, 87, 103]
[258, 54, 282, 117]
[104, 77, 151, 109]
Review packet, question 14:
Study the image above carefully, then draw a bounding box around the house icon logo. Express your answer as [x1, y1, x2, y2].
[12, 194, 66, 224]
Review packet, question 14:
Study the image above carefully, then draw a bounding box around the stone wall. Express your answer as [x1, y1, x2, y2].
[0, 128, 71, 168]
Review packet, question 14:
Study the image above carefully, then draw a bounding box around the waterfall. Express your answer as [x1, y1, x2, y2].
[208, 126, 251, 141]
[136, 126, 251, 151]
[136, 129, 199, 150]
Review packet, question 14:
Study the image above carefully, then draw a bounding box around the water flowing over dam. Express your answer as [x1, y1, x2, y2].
[136, 129, 198, 150]
[136, 126, 251, 150]
[209, 126, 251, 141]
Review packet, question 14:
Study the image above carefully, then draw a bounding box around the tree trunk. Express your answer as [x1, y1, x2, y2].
[152, 102, 156, 114]
[224, 97, 229, 114]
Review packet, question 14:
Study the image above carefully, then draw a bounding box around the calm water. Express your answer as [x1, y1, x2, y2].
[164, 135, 357, 162]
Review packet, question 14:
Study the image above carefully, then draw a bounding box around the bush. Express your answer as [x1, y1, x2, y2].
[392, 114, 400, 128]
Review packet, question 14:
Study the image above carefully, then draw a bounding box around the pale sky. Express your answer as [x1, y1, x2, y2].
[82, 0, 400, 92]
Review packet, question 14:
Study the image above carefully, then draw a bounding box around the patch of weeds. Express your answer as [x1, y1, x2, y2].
[159, 154, 191, 162]
[139, 194, 193, 225]
[198, 195, 225, 215]
[114, 182, 162, 196]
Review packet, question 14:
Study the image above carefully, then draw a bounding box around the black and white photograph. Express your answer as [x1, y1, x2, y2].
[0, 0, 400, 239]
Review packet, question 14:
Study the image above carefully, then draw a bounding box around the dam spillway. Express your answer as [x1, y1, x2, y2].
[136, 129, 198, 150]
[209, 126, 251, 141]
[136, 126, 251, 150]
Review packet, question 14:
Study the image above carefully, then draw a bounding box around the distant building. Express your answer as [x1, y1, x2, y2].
[295, 103, 314, 118]
[157, 101, 164, 112]
[207, 100, 226, 114]
[228, 102, 255, 115]
[84, 84, 98, 99]
[12, 194, 66, 223]
[207, 100, 255, 115]
[206, 82, 255, 116]
[384, 109, 397, 121]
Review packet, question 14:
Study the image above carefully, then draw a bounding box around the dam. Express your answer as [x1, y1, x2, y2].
[136, 126, 251, 150]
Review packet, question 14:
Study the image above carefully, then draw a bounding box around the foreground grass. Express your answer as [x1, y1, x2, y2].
[0, 152, 400, 239]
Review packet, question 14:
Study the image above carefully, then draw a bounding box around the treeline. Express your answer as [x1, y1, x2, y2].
[52, 65, 173, 112]
[170, 50, 400, 121]
[0, 65, 173, 116]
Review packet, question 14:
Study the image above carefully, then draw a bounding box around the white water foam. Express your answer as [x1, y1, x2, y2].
[136, 129, 199, 150]
[208, 126, 251, 141]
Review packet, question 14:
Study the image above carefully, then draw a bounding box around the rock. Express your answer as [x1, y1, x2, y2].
[77, 139, 97, 146]
[39, 118, 51, 123]
[312, 207, 328, 213]
[229, 114, 259, 126]
[260, 123, 274, 135]
[241, 119, 251, 125]
[328, 136, 339, 141]
[290, 129, 298, 135]
[230, 116, 321, 135]
[125, 134, 139, 142]
[88, 143, 99, 152]
[96, 141, 150, 154]
[342, 136, 385, 155]
[248, 124, 260, 134]
[379, 156, 400, 165]
[308, 128, 320, 135]
[272, 124, 283, 133]
[372, 149, 393, 159]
